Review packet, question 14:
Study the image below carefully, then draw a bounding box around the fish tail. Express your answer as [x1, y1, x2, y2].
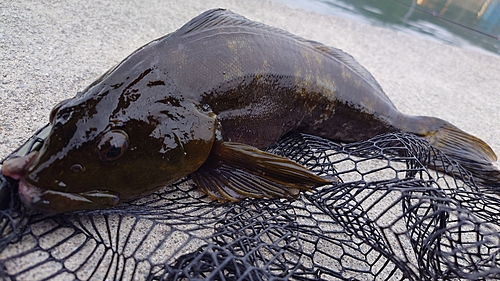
[411, 116, 500, 188]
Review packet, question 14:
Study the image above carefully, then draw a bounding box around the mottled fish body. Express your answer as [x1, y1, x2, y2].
[1, 9, 498, 214]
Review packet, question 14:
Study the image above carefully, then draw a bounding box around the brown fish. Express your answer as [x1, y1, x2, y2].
[1, 9, 498, 214]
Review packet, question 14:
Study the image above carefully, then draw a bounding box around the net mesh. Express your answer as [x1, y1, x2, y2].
[1, 124, 500, 280]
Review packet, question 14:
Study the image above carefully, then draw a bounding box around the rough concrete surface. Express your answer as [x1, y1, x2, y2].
[1, 0, 499, 159]
[1, 0, 499, 279]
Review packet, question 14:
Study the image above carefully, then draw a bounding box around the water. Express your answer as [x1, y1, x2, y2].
[274, 0, 500, 56]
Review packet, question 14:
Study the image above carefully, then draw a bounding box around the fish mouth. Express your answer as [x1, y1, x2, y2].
[18, 178, 46, 211]
[1, 151, 39, 181]
[18, 177, 121, 214]
[2, 153, 119, 214]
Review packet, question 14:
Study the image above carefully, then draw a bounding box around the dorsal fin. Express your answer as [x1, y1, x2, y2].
[177, 9, 260, 36]
[178, 9, 392, 105]
[176, 9, 309, 41]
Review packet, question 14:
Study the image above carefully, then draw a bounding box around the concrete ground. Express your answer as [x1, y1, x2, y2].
[1, 0, 499, 279]
[1, 0, 499, 159]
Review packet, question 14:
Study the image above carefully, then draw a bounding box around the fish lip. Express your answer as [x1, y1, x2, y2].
[18, 176, 121, 214]
[18, 178, 45, 211]
[1, 151, 39, 181]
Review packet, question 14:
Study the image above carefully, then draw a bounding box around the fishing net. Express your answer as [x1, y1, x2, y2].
[1, 124, 500, 281]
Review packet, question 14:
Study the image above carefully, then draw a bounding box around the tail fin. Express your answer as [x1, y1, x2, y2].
[419, 120, 500, 188]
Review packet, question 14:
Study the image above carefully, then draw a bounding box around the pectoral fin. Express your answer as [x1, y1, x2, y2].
[191, 141, 334, 202]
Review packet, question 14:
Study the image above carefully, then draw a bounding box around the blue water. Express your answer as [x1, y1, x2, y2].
[274, 0, 500, 56]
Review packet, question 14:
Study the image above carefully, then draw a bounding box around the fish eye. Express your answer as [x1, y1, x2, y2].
[98, 129, 129, 162]
[70, 164, 84, 173]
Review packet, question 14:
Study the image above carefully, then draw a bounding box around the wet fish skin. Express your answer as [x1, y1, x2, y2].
[1, 9, 498, 214]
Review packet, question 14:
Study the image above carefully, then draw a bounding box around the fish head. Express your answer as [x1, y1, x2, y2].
[7, 91, 216, 214]
[2, 33, 220, 214]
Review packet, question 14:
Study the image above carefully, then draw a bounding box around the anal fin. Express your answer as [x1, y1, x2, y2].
[191, 141, 334, 202]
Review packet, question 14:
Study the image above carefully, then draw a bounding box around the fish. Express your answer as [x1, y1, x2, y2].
[1, 8, 498, 214]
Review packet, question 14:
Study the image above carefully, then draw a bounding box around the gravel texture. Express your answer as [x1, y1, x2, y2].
[1, 0, 499, 279]
[1, 0, 499, 160]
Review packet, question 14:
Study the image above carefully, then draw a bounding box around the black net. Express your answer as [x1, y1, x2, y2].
[1, 124, 500, 280]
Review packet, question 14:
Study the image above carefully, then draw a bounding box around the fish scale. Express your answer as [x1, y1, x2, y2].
[0, 8, 498, 214]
